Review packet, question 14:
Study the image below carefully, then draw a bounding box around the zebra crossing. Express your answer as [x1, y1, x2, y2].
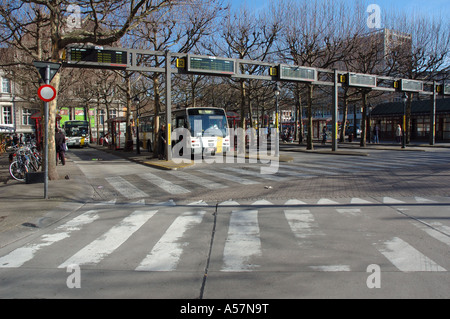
[97, 149, 450, 199]
[0, 196, 448, 274]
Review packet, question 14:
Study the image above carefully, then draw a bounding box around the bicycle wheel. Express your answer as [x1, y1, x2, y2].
[9, 161, 27, 181]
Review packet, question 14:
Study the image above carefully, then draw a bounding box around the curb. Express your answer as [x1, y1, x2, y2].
[89, 144, 294, 170]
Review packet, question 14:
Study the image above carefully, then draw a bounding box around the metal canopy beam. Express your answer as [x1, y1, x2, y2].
[62, 45, 446, 155]
[63, 45, 440, 94]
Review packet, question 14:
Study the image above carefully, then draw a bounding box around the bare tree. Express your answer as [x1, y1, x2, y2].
[127, 0, 225, 158]
[0, 0, 176, 180]
[275, 0, 359, 150]
[384, 10, 450, 143]
[205, 5, 280, 152]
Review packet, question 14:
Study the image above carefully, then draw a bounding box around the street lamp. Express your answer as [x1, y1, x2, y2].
[401, 93, 407, 149]
[367, 103, 372, 143]
[274, 83, 280, 157]
[134, 96, 141, 155]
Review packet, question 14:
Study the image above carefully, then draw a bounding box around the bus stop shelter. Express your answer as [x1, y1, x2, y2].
[30, 112, 61, 150]
[106, 117, 127, 150]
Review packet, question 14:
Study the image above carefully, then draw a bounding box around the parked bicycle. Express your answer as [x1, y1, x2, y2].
[9, 143, 42, 181]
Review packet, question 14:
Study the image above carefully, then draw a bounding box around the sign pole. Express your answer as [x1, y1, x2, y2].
[165, 51, 172, 161]
[33, 61, 60, 200]
[44, 65, 50, 199]
[332, 69, 339, 152]
[430, 81, 436, 146]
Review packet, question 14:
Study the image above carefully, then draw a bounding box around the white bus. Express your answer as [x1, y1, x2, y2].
[172, 107, 231, 156]
[63, 120, 90, 147]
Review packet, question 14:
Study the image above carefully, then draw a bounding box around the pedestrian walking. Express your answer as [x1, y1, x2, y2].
[55, 127, 66, 165]
[158, 124, 166, 160]
[12, 134, 18, 146]
[373, 125, 380, 144]
[395, 124, 402, 144]
[321, 126, 327, 145]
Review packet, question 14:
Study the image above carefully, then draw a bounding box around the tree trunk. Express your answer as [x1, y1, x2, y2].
[96, 100, 100, 145]
[360, 91, 368, 148]
[238, 79, 246, 154]
[294, 86, 303, 144]
[153, 75, 161, 158]
[125, 72, 133, 151]
[306, 84, 314, 150]
[406, 93, 412, 144]
[47, 73, 59, 181]
[340, 92, 348, 143]
[47, 40, 63, 181]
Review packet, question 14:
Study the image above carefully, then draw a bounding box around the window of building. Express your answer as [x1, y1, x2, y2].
[443, 117, 450, 140]
[109, 109, 117, 119]
[99, 109, 106, 125]
[2, 78, 11, 93]
[22, 108, 32, 125]
[3, 106, 12, 124]
[415, 116, 430, 138]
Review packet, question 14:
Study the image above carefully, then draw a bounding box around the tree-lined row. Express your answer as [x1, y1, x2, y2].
[1, 0, 449, 178]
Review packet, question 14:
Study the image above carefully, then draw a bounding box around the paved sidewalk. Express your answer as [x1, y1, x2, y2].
[281, 139, 450, 153]
[0, 152, 93, 247]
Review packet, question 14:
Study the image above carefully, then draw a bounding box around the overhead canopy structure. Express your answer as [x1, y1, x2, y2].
[63, 44, 450, 153]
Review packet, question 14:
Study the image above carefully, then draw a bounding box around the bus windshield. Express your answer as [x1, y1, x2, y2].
[187, 109, 228, 138]
[64, 121, 89, 137]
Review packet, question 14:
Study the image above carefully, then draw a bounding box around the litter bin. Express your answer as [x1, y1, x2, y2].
[348, 133, 353, 142]
[26, 172, 44, 184]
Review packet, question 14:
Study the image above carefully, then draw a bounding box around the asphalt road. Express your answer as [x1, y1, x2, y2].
[0, 145, 449, 300]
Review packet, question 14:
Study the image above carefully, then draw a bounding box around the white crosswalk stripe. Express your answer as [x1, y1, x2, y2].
[383, 197, 405, 204]
[140, 172, 191, 195]
[0, 197, 448, 274]
[135, 210, 205, 272]
[167, 170, 227, 189]
[106, 176, 149, 199]
[374, 237, 446, 272]
[284, 209, 322, 240]
[202, 169, 260, 185]
[221, 201, 261, 272]
[221, 166, 286, 182]
[59, 209, 158, 268]
[96, 149, 450, 198]
[0, 210, 100, 268]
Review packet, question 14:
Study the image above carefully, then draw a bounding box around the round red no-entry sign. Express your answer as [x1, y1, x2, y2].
[37, 84, 57, 102]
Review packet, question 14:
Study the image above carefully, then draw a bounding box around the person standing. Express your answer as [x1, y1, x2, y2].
[321, 126, 327, 145]
[158, 124, 166, 160]
[395, 124, 402, 144]
[373, 124, 380, 144]
[55, 128, 66, 165]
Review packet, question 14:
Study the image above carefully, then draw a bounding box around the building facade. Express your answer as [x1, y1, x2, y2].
[371, 98, 450, 142]
[0, 69, 128, 142]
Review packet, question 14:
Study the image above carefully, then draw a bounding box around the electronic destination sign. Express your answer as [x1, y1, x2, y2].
[66, 46, 128, 68]
[444, 83, 450, 95]
[347, 72, 377, 88]
[400, 79, 423, 92]
[187, 55, 235, 75]
[279, 65, 317, 82]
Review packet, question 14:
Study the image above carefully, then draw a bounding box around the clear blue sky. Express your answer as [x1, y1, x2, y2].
[230, 0, 449, 20]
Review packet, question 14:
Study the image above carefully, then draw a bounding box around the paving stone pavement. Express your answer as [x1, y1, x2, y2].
[1, 142, 449, 243]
